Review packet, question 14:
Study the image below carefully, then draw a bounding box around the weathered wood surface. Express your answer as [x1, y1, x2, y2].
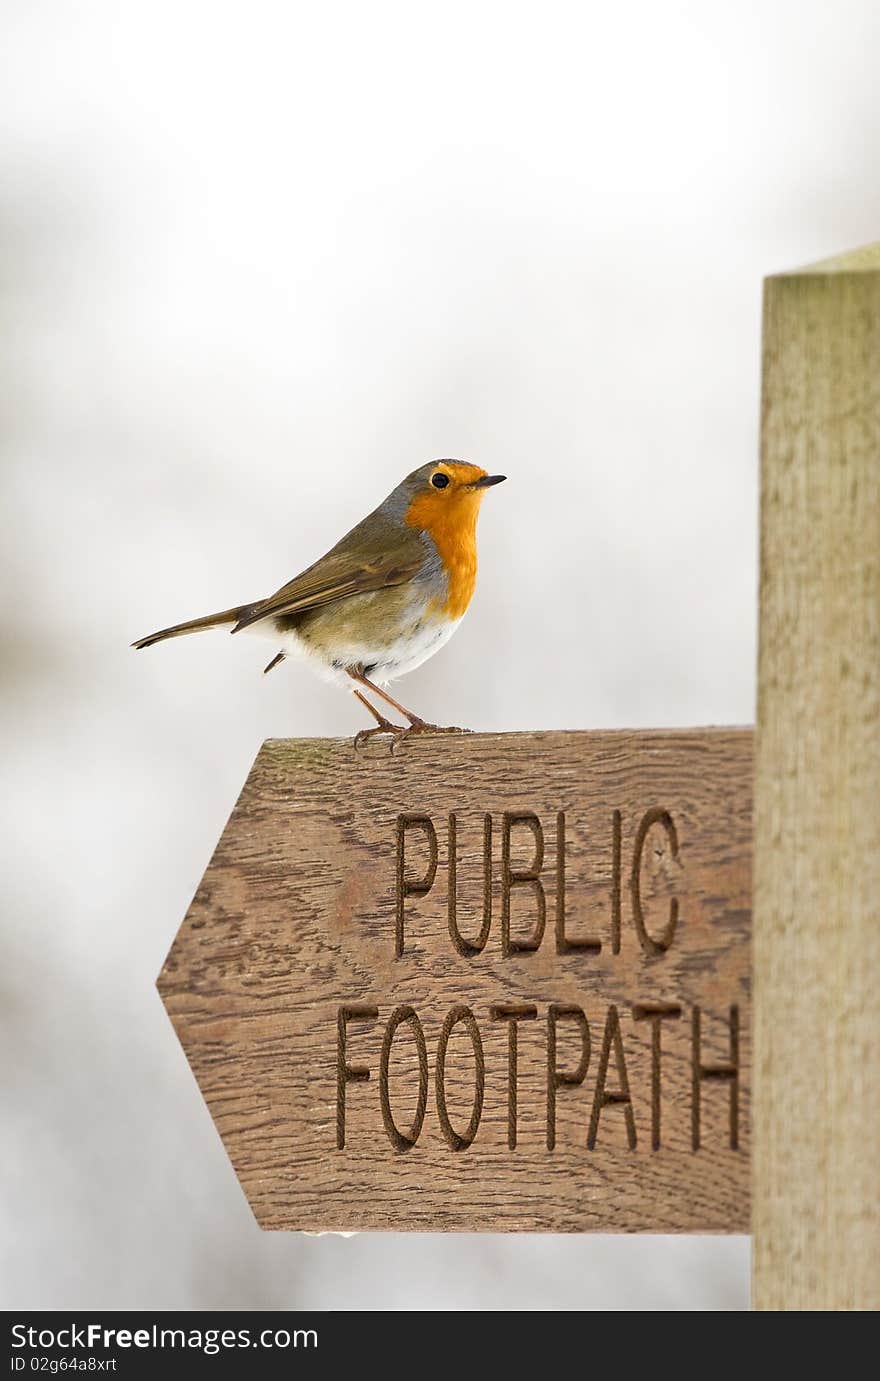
[755, 243, 880, 1310]
[159, 729, 752, 1233]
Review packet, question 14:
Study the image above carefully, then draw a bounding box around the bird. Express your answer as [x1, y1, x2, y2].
[133, 460, 506, 744]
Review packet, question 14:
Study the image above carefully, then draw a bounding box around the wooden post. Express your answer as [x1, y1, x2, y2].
[754, 242, 880, 1310]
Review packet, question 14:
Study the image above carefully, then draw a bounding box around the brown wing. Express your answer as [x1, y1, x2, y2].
[231, 508, 425, 633]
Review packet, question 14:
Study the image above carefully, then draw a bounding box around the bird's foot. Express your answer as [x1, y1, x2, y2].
[353, 719, 409, 752]
[403, 718, 470, 736]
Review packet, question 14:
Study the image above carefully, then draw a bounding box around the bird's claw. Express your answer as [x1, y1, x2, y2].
[354, 721, 408, 753]
[405, 721, 469, 735]
[353, 720, 470, 753]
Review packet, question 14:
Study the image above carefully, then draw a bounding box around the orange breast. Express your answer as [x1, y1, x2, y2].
[405, 490, 480, 620]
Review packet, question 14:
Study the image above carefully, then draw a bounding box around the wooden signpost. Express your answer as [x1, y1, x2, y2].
[157, 240, 879, 1307]
[160, 730, 751, 1233]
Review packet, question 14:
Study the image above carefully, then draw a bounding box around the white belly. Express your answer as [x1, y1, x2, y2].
[362, 614, 462, 684]
[257, 608, 463, 687]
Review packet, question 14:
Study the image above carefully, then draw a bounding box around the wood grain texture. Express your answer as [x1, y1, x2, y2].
[158, 729, 752, 1233]
[755, 247, 880, 1309]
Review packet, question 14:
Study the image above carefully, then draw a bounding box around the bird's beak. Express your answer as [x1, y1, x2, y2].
[471, 474, 506, 489]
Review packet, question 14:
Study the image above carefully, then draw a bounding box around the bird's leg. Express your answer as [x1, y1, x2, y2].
[352, 670, 467, 735]
[354, 672, 425, 725]
[350, 686, 408, 750]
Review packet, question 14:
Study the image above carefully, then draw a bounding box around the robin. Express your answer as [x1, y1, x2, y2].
[133, 459, 506, 743]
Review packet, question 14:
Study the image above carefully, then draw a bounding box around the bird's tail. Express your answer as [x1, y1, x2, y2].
[132, 604, 253, 650]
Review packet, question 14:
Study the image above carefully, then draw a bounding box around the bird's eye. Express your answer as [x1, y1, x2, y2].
[431, 472, 450, 489]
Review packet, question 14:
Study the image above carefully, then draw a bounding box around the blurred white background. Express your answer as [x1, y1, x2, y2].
[2, 0, 879, 1311]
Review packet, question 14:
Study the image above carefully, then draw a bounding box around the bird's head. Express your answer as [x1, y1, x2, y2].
[398, 460, 506, 537]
